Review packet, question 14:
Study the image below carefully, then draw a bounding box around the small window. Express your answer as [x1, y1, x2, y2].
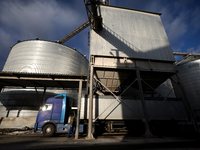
[41, 104, 53, 111]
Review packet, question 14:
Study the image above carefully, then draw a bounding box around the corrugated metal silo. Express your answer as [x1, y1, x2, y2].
[3, 40, 88, 75]
[176, 56, 200, 121]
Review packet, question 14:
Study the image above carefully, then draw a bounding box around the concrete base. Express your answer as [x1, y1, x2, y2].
[0, 117, 36, 129]
[85, 133, 95, 140]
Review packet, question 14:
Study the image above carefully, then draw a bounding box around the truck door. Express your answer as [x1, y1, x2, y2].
[51, 101, 62, 123]
[38, 103, 53, 125]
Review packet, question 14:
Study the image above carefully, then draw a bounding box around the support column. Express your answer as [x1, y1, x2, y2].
[75, 80, 83, 139]
[0, 86, 2, 93]
[35, 87, 41, 106]
[176, 74, 200, 133]
[86, 65, 95, 139]
[136, 70, 153, 137]
[42, 87, 46, 105]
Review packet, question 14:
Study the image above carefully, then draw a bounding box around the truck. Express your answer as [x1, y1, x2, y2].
[34, 93, 187, 137]
[34, 93, 83, 136]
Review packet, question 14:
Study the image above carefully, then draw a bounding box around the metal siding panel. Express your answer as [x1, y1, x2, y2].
[90, 6, 175, 62]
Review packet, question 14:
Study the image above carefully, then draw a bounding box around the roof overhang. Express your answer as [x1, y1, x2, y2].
[0, 71, 88, 89]
[100, 4, 162, 16]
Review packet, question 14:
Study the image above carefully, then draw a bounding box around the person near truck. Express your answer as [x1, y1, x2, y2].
[67, 113, 75, 138]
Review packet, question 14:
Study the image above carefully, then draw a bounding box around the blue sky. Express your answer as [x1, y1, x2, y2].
[0, 0, 200, 70]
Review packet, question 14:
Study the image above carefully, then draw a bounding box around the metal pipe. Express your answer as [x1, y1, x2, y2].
[75, 80, 83, 139]
[173, 52, 200, 56]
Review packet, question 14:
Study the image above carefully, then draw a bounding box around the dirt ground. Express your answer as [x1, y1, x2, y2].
[0, 129, 200, 150]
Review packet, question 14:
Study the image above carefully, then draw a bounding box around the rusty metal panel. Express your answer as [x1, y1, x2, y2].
[90, 5, 175, 62]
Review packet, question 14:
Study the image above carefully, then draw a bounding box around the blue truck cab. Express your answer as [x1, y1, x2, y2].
[34, 93, 83, 136]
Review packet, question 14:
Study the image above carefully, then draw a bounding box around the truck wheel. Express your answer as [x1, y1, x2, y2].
[43, 124, 55, 137]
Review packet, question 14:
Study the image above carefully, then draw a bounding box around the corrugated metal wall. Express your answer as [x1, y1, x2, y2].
[90, 5, 175, 62]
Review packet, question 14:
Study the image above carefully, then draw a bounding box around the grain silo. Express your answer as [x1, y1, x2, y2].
[0, 40, 88, 128]
[175, 56, 200, 122]
[3, 40, 88, 74]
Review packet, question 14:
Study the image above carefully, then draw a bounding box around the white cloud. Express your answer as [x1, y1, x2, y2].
[166, 12, 188, 45]
[0, 0, 85, 41]
[187, 45, 200, 53]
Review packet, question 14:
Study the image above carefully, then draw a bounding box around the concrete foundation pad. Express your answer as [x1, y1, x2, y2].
[0, 117, 36, 128]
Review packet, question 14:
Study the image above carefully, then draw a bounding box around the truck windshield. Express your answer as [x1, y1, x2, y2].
[41, 104, 53, 111]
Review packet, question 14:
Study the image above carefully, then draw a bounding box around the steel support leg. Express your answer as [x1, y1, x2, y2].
[75, 80, 83, 139]
[86, 65, 95, 139]
[136, 70, 153, 137]
[35, 87, 41, 106]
